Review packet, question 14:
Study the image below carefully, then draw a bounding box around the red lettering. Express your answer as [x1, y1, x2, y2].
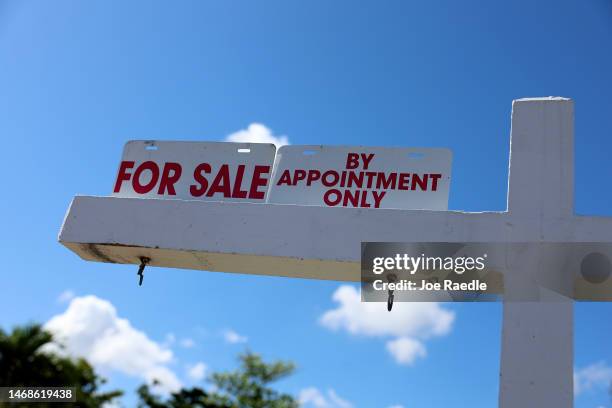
[114, 161, 135, 193]
[398, 173, 410, 190]
[276, 170, 293, 186]
[430, 173, 442, 191]
[232, 165, 248, 199]
[307, 170, 321, 186]
[133, 161, 159, 194]
[346, 153, 360, 169]
[365, 171, 376, 188]
[206, 164, 232, 198]
[345, 153, 375, 170]
[360, 153, 374, 170]
[294, 169, 307, 185]
[322, 170, 340, 187]
[411, 174, 428, 191]
[248, 165, 270, 200]
[158, 162, 182, 195]
[339, 170, 347, 187]
[190, 163, 212, 197]
[359, 190, 371, 208]
[343, 189, 359, 207]
[376, 172, 396, 189]
[347, 172, 363, 188]
[372, 191, 386, 208]
[323, 189, 342, 206]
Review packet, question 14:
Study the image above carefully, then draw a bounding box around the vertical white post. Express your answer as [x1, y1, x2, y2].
[507, 97, 574, 218]
[499, 98, 574, 407]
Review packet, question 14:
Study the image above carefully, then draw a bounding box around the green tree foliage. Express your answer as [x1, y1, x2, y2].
[137, 382, 220, 408]
[0, 324, 298, 408]
[138, 352, 298, 408]
[0, 324, 122, 407]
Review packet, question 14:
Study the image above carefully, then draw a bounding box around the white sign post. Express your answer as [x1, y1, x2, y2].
[59, 97, 612, 407]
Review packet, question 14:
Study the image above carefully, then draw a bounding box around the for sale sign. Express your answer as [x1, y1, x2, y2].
[266, 146, 452, 210]
[112, 141, 276, 202]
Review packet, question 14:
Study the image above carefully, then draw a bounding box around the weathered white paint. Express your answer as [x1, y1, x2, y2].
[59, 97, 612, 407]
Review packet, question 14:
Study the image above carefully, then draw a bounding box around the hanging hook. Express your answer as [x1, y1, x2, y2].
[386, 273, 397, 312]
[387, 289, 394, 311]
[137, 257, 150, 286]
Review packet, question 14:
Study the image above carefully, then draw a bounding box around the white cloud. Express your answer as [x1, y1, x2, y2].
[225, 123, 289, 147]
[326, 390, 352, 408]
[574, 361, 612, 395]
[223, 329, 248, 344]
[180, 338, 195, 348]
[299, 388, 328, 408]
[44, 295, 181, 393]
[186, 362, 207, 382]
[386, 337, 427, 366]
[57, 290, 75, 303]
[319, 285, 454, 365]
[299, 387, 352, 408]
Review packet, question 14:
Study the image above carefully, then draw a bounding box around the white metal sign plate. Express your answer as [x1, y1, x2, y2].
[112, 141, 276, 202]
[266, 145, 452, 210]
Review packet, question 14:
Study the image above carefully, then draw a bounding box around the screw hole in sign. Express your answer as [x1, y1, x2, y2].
[237, 148, 251, 153]
[145, 144, 158, 151]
[407, 152, 425, 159]
[302, 150, 317, 156]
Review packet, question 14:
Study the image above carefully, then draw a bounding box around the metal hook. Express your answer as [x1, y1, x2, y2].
[386, 273, 397, 312]
[137, 257, 150, 286]
[387, 289, 394, 311]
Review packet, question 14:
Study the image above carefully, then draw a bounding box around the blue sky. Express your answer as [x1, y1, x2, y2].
[1, 0, 612, 407]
